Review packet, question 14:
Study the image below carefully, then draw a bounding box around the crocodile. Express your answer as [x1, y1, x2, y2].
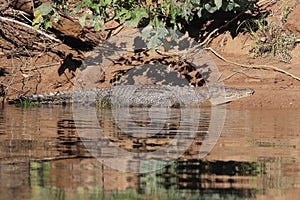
[8, 85, 254, 107]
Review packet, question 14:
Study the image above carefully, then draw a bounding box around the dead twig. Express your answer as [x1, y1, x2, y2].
[205, 47, 300, 82]
[199, 11, 245, 46]
[21, 62, 61, 72]
[199, 28, 219, 46]
[0, 16, 61, 43]
[221, 69, 261, 82]
[5, 58, 19, 97]
[0, 81, 22, 93]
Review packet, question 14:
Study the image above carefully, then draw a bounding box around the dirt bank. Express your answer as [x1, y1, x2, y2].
[208, 48, 300, 109]
[1, 0, 300, 109]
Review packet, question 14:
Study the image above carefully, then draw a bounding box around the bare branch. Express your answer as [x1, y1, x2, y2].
[205, 47, 300, 82]
[0, 16, 61, 43]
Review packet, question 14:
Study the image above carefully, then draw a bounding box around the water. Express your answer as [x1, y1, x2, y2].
[0, 105, 300, 199]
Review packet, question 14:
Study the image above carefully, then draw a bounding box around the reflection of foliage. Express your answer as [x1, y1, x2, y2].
[33, 0, 258, 48]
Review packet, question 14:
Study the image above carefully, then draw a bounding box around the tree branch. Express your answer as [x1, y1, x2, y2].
[205, 47, 300, 82]
[0, 16, 61, 43]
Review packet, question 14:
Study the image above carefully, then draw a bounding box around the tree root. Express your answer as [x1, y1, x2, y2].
[205, 47, 300, 82]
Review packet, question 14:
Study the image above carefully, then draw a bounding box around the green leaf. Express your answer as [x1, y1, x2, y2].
[114, 8, 131, 21]
[180, 3, 193, 22]
[125, 7, 148, 27]
[101, 0, 112, 6]
[52, 12, 60, 23]
[141, 26, 153, 40]
[132, 7, 148, 24]
[204, 3, 218, 13]
[224, 1, 240, 11]
[148, 36, 161, 49]
[197, 7, 203, 18]
[36, 3, 53, 16]
[84, 0, 93, 8]
[142, 26, 169, 50]
[45, 21, 53, 29]
[79, 11, 88, 27]
[149, 16, 164, 28]
[156, 27, 168, 38]
[92, 16, 104, 31]
[169, 28, 179, 43]
[33, 10, 42, 26]
[214, 0, 222, 10]
[73, 2, 82, 14]
[169, 6, 180, 24]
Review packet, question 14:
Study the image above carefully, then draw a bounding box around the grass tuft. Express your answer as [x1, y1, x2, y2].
[238, 7, 298, 63]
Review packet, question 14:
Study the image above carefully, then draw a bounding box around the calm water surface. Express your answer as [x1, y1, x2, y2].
[0, 105, 300, 200]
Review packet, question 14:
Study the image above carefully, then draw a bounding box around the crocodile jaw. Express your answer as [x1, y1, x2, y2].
[209, 88, 254, 105]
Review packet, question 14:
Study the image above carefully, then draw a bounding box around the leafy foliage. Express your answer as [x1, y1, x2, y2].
[238, 9, 297, 63]
[33, 3, 60, 29]
[33, 0, 257, 48]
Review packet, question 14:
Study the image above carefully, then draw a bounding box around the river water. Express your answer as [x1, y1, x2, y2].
[0, 104, 300, 200]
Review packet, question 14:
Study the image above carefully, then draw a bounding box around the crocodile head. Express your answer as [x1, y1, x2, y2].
[207, 86, 254, 105]
[224, 87, 254, 103]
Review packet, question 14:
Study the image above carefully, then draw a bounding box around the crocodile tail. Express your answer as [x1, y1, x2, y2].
[8, 92, 73, 105]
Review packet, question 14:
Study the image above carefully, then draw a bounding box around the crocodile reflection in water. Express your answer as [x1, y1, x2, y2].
[55, 107, 209, 155]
